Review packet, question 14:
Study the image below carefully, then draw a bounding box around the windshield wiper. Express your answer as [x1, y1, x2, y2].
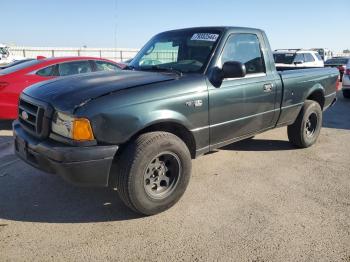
[123, 65, 135, 70]
[140, 65, 183, 76]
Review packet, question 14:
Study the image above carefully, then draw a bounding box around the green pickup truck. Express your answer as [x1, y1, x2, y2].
[14, 27, 338, 215]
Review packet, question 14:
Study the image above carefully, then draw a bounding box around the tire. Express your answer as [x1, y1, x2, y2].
[343, 90, 350, 99]
[287, 100, 322, 148]
[114, 131, 192, 215]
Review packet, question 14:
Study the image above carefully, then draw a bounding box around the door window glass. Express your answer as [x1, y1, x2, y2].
[36, 65, 56, 76]
[58, 61, 92, 76]
[294, 53, 305, 63]
[221, 34, 265, 74]
[305, 53, 315, 62]
[95, 61, 121, 71]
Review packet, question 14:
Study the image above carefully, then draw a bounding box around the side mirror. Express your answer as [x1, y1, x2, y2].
[208, 61, 247, 88]
[222, 61, 246, 78]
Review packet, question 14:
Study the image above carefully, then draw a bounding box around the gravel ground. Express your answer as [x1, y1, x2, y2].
[0, 91, 349, 262]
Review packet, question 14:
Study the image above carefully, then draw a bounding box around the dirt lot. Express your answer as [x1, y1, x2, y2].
[0, 91, 349, 262]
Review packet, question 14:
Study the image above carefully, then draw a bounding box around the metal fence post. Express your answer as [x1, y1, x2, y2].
[23, 49, 26, 57]
[52, 50, 55, 57]
[77, 50, 80, 56]
[99, 50, 102, 58]
[120, 50, 123, 62]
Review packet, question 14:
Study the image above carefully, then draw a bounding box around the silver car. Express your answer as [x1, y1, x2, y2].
[342, 59, 350, 98]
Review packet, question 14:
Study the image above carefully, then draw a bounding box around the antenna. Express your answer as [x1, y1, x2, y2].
[114, 0, 118, 61]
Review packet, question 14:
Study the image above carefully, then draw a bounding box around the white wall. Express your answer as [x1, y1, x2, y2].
[9, 46, 140, 62]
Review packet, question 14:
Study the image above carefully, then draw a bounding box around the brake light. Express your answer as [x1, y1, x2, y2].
[336, 78, 340, 91]
[0, 82, 9, 90]
[345, 69, 350, 75]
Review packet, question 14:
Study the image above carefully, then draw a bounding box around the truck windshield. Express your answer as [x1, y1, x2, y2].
[273, 53, 296, 64]
[129, 30, 222, 74]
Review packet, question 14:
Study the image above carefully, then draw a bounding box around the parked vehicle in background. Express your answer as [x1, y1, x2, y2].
[273, 49, 324, 68]
[0, 43, 25, 65]
[0, 44, 10, 62]
[0, 58, 35, 70]
[0, 56, 122, 119]
[13, 26, 338, 215]
[311, 48, 333, 61]
[324, 57, 350, 82]
[342, 59, 350, 98]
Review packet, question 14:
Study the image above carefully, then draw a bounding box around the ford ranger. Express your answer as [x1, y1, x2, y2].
[13, 27, 338, 215]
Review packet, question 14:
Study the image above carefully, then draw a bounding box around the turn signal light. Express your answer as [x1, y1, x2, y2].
[72, 118, 94, 141]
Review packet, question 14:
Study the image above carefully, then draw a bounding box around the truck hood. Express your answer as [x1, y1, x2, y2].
[23, 70, 177, 112]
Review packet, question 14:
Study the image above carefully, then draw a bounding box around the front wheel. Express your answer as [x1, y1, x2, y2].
[287, 100, 322, 148]
[114, 132, 192, 215]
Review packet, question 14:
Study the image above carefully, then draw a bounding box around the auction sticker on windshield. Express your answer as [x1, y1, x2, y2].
[191, 33, 219, 42]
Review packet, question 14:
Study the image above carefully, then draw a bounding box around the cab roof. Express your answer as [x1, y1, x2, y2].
[158, 26, 264, 34]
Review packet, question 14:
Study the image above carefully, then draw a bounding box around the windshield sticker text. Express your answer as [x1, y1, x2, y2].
[191, 33, 219, 42]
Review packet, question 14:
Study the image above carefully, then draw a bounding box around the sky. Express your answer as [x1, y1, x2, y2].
[2, 0, 348, 52]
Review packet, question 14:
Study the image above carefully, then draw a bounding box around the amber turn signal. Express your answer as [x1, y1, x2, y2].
[72, 118, 94, 141]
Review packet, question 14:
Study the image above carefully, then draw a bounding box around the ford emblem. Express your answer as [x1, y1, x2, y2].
[21, 111, 29, 120]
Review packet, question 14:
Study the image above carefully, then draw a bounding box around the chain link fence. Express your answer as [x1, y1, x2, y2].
[9, 46, 349, 64]
[9, 47, 140, 62]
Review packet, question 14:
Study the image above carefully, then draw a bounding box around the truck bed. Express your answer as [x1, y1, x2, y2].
[275, 66, 338, 127]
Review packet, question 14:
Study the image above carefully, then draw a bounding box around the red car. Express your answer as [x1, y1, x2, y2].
[0, 56, 122, 120]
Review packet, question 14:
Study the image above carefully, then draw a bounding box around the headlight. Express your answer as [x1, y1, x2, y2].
[51, 112, 94, 141]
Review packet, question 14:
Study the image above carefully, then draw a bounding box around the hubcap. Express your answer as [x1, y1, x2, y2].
[143, 152, 181, 199]
[305, 113, 318, 137]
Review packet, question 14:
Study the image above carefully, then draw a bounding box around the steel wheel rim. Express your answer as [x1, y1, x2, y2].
[305, 112, 318, 137]
[143, 151, 181, 199]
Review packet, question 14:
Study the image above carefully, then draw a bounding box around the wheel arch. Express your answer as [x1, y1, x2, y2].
[306, 85, 325, 109]
[121, 120, 197, 159]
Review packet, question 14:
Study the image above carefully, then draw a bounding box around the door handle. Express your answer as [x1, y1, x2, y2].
[263, 83, 273, 92]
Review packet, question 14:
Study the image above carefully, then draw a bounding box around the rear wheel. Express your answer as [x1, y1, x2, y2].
[287, 100, 322, 148]
[343, 90, 350, 99]
[114, 132, 192, 215]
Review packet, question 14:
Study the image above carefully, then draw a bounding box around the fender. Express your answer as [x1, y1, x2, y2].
[305, 83, 325, 101]
[90, 108, 196, 146]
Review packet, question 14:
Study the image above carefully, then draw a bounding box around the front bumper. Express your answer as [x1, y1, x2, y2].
[13, 121, 119, 187]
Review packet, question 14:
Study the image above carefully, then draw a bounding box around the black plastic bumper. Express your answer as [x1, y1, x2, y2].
[13, 121, 118, 187]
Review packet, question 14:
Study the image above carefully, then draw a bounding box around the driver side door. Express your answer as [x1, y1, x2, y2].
[208, 33, 278, 148]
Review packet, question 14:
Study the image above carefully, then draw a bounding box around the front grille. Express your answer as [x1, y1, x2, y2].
[18, 95, 52, 139]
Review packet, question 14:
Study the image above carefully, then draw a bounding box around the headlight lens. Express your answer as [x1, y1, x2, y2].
[51, 112, 94, 141]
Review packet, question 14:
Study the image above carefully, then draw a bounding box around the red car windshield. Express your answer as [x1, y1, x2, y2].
[0, 59, 42, 75]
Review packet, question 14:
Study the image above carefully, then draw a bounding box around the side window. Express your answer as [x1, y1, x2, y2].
[305, 53, 315, 62]
[36, 65, 56, 76]
[315, 53, 322, 61]
[221, 34, 265, 74]
[294, 53, 305, 63]
[58, 61, 92, 76]
[95, 61, 121, 72]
